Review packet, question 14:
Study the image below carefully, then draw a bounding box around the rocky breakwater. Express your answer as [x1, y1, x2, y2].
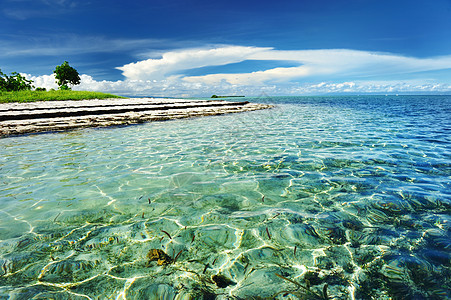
[0, 98, 273, 136]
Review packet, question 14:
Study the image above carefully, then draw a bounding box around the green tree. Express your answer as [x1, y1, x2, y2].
[0, 69, 5, 91]
[0, 69, 34, 91]
[53, 61, 80, 90]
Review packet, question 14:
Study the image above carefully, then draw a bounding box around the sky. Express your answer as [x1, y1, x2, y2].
[1, 0, 451, 97]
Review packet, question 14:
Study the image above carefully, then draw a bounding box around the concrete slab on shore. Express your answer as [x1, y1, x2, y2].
[0, 98, 273, 136]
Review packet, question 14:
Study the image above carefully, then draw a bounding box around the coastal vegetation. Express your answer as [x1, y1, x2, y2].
[0, 90, 126, 103]
[1, 62, 125, 103]
[53, 61, 80, 90]
[0, 69, 34, 91]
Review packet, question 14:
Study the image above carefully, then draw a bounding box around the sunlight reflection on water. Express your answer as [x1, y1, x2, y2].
[0, 96, 450, 299]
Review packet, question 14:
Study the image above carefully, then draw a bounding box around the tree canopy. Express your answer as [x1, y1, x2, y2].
[53, 61, 80, 90]
[0, 69, 34, 91]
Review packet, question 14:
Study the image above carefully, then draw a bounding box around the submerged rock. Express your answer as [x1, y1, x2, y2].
[147, 249, 173, 266]
[211, 274, 236, 288]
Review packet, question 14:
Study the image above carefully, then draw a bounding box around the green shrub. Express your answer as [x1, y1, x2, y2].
[0, 69, 34, 91]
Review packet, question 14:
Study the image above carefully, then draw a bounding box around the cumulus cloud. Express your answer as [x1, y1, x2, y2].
[24, 73, 206, 97]
[26, 74, 59, 90]
[287, 80, 451, 95]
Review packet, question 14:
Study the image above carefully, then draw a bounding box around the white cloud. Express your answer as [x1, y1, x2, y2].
[183, 49, 451, 85]
[183, 66, 312, 85]
[2, 0, 80, 20]
[26, 74, 59, 90]
[0, 35, 171, 57]
[117, 46, 272, 80]
[116, 46, 451, 87]
[288, 80, 451, 95]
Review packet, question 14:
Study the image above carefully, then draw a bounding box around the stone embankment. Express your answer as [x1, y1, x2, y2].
[0, 98, 273, 136]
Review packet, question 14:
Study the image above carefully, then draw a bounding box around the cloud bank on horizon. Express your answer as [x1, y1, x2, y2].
[27, 45, 451, 97]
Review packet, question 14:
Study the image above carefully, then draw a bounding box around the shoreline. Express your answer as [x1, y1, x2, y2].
[0, 98, 273, 137]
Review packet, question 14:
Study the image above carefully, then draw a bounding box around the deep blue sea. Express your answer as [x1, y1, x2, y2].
[0, 95, 450, 299]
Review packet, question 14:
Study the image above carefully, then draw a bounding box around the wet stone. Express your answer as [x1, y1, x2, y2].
[211, 274, 236, 288]
[147, 249, 173, 266]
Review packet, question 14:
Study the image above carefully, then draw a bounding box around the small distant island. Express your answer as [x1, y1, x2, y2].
[211, 95, 245, 98]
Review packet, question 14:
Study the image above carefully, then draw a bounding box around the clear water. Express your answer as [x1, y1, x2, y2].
[0, 96, 450, 299]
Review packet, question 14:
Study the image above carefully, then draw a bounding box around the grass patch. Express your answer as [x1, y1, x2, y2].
[0, 90, 127, 103]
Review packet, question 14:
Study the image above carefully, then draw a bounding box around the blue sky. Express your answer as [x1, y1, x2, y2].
[1, 0, 451, 96]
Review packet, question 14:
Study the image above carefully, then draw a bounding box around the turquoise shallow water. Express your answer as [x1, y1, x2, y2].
[0, 95, 450, 299]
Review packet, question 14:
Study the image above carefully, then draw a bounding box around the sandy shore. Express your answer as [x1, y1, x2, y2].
[0, 98, 273, 136]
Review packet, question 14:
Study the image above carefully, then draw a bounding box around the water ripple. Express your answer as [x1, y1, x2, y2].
[0, 96, 450, 299]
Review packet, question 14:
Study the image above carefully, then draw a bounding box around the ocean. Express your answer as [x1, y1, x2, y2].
[0, 95, 450, 299]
